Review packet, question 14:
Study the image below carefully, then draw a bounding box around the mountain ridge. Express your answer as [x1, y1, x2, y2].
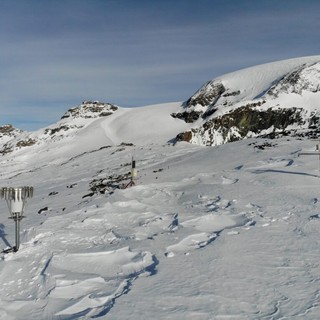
[175, 56, 320, 145]
[2, 55, 320, 157]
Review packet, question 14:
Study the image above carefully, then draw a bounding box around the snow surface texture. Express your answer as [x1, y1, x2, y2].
[1, 138, 320, 319]
[0, 56, 320, 319]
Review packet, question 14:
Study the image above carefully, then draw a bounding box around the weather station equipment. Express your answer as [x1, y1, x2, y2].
[0, 186, 34, 252]
[124, 158, 137, 188]
[131, 158, 137, 180]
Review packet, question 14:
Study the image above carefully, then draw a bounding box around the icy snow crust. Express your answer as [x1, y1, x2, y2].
[1, 57, 320, 318]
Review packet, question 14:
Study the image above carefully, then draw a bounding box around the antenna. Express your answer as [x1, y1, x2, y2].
[0, 186, 33, 252]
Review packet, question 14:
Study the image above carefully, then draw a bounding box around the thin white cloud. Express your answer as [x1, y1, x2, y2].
[0, 0, 320, 130]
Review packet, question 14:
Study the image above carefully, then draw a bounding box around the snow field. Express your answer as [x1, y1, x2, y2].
[0, 137, 320, 318]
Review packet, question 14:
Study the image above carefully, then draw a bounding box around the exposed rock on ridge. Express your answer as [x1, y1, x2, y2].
[176, 107, 306, 146]
[171, 82, 231, 123]
[175, 61, 320, 146]
[0, 124, 22, 140]
[0, 101, 119, 155]
[61, 101, 118, 119]
[186, 81, 226, 109]
[267, 63, 320, 97]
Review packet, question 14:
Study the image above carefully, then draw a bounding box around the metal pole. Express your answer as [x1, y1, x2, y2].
[14, 216, 20, 252]
[0, 186, 33, 253]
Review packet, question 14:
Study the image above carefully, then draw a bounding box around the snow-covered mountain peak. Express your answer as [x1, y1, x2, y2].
[188, 57, 318, 104]
[182, 57, 320, 118]
[175, 56, 320, 146]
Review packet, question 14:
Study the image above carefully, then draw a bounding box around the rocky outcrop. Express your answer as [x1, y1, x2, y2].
[0, 124, 22, 140]
[186, 82, 226, 108]
[171, 110, 203, 123]
[175, 131, 193, 142]
[176, 107, 307, 146]
[44, 124, 83, 137]
[0, 125, 23, 153]
[171, 82, 227, 124]
[61, 101, 118, 119]
[267, 63, 320, 97]
[0, 137, 37, 155]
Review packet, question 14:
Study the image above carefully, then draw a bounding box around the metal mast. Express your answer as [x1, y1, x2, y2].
[0, 186, 33, 252]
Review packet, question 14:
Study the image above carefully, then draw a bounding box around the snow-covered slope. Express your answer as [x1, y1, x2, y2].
[0, 101, 190, 163]
[1, 56, 320, 318]
[1, 135, 320, 319]
[189, 55, 320, 107]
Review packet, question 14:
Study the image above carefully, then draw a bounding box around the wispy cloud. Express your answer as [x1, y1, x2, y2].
[0, 0, 320, 130]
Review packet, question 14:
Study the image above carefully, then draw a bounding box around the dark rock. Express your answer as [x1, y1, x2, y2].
[38, 207, 48, 214]
[82, 192, 95, 199]
[66, 183, 77, 189]
[119, 142, 135, 146]
[0, 124, 20, 136]
[175, 131, 193, 142]
[186, 82, 226, 108]
[222, 90, 240, 97]
[89, 172, 131, 195]
[202, 107, 218, 119]
[16, 138, 37, 148]
[171, 111, 202, 123]
[44, 125, 83, 136]
[176, 106, 305, 145]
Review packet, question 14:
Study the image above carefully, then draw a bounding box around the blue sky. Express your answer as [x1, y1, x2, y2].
[1, 0, 320, 130]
